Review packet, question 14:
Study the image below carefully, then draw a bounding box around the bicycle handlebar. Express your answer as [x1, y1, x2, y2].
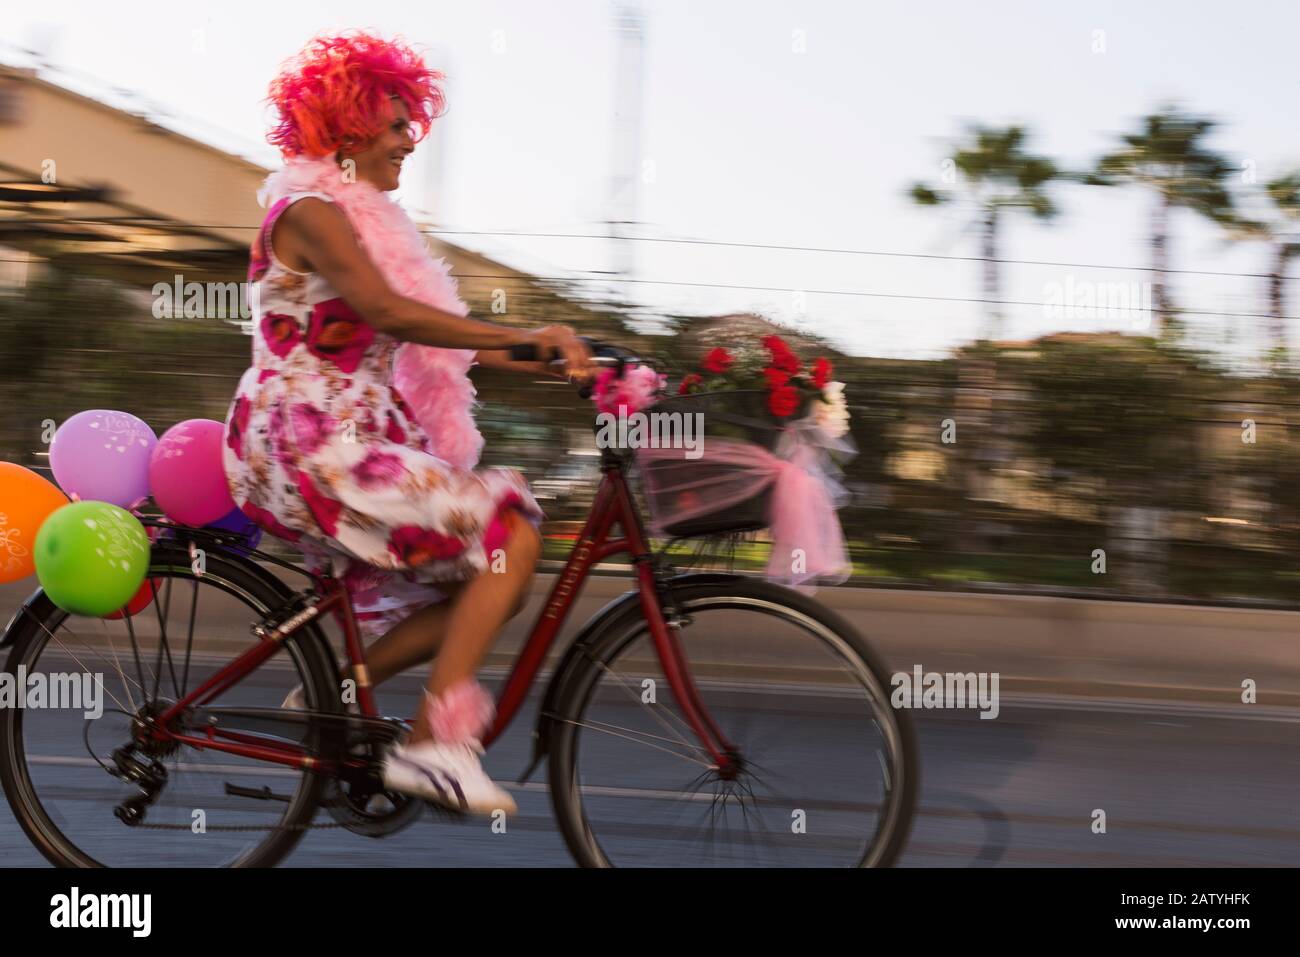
[506, 337, 641, 399]
[505, 337, 636, 365]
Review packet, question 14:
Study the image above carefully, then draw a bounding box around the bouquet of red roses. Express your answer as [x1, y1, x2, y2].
[635, 333, 853, 585]
[675, 335, 849, 437]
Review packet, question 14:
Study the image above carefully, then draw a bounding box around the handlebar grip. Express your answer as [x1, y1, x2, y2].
[506, 336, 624, 399]
[507, 342, 543, 362]
[508, 336, 602, 364]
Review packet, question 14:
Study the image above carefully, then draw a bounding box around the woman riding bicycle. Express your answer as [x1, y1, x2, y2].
[221, 31, 592, 815]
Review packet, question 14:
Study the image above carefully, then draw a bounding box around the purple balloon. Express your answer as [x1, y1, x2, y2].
[49, 410, 157, 508]
[206, 506, 263, 551]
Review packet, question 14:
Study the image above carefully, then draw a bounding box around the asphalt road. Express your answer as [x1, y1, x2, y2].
[1, 667, 1297, 867]
[0, 574, 1296, 867]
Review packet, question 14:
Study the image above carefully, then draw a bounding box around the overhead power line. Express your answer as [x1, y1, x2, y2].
[7, 218, 1287, 282]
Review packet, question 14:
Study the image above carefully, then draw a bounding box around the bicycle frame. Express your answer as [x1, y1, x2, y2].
[151, 453, 739, 776]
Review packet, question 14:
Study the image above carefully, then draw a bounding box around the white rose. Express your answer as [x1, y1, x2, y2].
[815, 381, 850, 438]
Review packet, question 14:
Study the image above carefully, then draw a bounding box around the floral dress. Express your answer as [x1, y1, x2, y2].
[222, 191, 542, 637]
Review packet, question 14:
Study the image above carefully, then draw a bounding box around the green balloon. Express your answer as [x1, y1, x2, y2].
[34, 501, 151, 617]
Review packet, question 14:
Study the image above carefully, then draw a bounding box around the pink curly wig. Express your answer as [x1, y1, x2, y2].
[266, 31, 447, 158]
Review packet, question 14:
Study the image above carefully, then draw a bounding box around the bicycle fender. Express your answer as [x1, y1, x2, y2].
[520, 571, 743, 784]
[0, 587, 54, 649]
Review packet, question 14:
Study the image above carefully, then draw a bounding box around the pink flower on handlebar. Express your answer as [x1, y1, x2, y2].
[592, 364, 665, 416]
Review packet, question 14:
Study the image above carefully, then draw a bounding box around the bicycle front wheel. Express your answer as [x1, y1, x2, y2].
[547, 576, 917, 868]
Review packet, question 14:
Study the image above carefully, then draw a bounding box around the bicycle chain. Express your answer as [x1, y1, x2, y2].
[108, 787, 352, 831]
[131, 793, 452, 832]
[129, 782, 414, 832]
[133, 819, 347, 832]
[130, 787, 356, 831]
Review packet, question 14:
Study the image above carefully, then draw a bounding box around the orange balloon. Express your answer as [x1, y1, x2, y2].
[0, 463, 71, 584]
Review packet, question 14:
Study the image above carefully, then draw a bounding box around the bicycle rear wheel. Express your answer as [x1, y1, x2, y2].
[547, 577, 917, 867]
[0, 542, 340, 867]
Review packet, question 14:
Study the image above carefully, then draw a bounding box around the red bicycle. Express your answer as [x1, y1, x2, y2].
[0, 344, 917, 867]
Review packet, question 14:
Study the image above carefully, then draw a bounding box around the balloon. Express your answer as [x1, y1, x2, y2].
[103, 577, 164, 620]
[0, 463, 71, 583]
[34, 501, 151, 617]
[49, 410, 156, 507]
[148, 419, 235, 526]
[207, 506, 263, 552]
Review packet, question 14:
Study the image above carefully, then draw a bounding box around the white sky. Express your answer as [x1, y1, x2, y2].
[6, 0, 1299, 361]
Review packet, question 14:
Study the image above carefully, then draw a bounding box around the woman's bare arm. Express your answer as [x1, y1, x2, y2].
[273, 198, 591, 374]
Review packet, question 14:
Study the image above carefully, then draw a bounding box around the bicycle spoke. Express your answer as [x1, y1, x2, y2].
[93, 618, 151, 710]
[639, 768, 723, 862]
[120, 611, 153, 707]
[147, 576, 182, 701]
[19, 610, 135, 715]
[559, 716, 713, 769]
[736, 775, 781, 867]
[180, 578, 199, 698]
[587, 652, 706, 759]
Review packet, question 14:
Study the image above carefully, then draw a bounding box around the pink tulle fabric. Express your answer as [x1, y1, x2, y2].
[637, 426, 852, 586]
[258, 156, 484, 469]
[425, 679, 495, 745]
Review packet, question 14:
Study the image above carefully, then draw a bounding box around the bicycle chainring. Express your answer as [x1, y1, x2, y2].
[322, 740, 425, 838]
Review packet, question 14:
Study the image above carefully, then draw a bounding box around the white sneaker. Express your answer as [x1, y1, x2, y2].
[281, 683, 360, 715]
[382, 739, 518, 816]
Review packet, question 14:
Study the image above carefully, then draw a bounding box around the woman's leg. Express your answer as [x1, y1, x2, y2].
[405, 510, 541, 744]
[361, 546, 535, 688]
[360, 598, 454, 687]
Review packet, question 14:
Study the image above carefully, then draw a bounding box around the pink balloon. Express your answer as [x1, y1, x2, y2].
[148, 419, 236, 526]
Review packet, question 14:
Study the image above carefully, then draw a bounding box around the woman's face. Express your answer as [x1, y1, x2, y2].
[341, 97, 415, 191]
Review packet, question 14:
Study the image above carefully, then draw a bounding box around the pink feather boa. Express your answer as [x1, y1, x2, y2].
[258, 156, 485, 469]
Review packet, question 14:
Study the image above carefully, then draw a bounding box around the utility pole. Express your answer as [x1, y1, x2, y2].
[607, 2, 645, 324]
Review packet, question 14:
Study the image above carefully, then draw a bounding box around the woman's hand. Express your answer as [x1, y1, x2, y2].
[528, 325, 594, 382]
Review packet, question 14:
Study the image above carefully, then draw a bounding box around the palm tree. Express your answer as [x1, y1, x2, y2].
[1260, 173, 1300, 363]
[911, 125, 1060, 341]
[1089, 107, 1238, 337]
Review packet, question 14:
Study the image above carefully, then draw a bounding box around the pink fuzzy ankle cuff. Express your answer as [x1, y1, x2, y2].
[425, 680, 495, 745]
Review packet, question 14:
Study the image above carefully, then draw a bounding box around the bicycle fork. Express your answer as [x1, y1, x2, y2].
[634, 558, 742, 778]
[611, 470, 741, 777]
[491, 462, 742, 780]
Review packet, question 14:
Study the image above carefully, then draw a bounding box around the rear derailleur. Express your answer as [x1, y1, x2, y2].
[109, 745, 168, 826]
